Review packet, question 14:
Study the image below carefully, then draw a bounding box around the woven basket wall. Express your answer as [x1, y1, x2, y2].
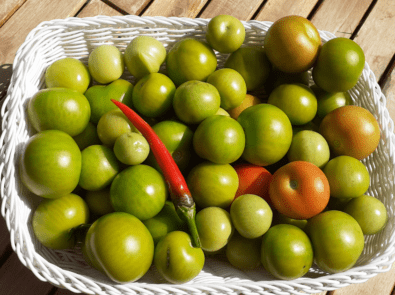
[1, 15, 395, 295]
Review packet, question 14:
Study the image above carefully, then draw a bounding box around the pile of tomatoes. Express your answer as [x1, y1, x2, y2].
[20, 14, 387, 284]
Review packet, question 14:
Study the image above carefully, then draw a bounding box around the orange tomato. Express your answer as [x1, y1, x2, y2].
[269, 161, 330, 219]
[233, 164, 272, 205]
[319, 105, 380, 160]
[227, 94, 261, 120]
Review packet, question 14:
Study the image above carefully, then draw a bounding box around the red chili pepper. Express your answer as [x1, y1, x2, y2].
[111, 99, 201, 248]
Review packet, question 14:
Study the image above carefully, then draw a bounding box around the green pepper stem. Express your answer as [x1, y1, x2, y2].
[176, 204, 201, 248]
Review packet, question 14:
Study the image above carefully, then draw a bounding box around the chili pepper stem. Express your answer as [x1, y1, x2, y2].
[177, 204, 201, 248]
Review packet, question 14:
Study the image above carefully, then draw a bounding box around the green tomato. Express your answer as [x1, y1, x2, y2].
[124, 36, 167, 80]
[143, 201, 186, 245]
[207, 68, 247, 110]
[193, 115, 245, 164]
[45, 57, 90, 93]
[32, 193, 89, 249]
[224, 47, 271, 91]
[196, 207, 233, 252]
[166, 38, 217, 86]
[344, 195, 388, 235]
[84, 79, 134, 124]
[272, 212, 308, 231]
[226, 231, 261, 270]
[84, 212, 154, 283]
[268, 84, 317, 125]
[261, 224, 313, 280]
[313, 37, 365, 92]
[154, 231, 205, 284]
[230, 194, 272, 239]
[20, 130, 81, 198]
[88, 45, 124, 84]
[113, 132, 150, 165]
[237, 104, 293, 166]
[216, 108, 230, 116]
[72, 122, 101, 151]
[305, 210, 364, 273]
[28, 88, 91, 136]
[187, 161, 238, 209]
[85, 188, 114, 218]
[110, 164, 167, 220]
[79, 145, 120, 191]
[173, 80, 220, 124]
[206, 15, 245, 53]
[97, 109, 139, 147]
[323, 156, 370, 198]
[287, 130, 330, 168]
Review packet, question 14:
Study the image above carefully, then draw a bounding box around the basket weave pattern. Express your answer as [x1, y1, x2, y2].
[1, 15, 395, 295]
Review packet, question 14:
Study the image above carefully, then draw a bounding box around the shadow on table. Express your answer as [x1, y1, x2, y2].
[0, 64, 12, 102]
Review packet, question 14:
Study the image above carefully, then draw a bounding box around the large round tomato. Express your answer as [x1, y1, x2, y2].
[269, 161, 330, 219]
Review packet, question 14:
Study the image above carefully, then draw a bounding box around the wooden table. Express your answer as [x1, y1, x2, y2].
[1, 0, 395, 294]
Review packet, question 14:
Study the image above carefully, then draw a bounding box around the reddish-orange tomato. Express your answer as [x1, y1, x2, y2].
[319, 105, 380, 160]
[269, 161, 330, 220]
[233, 164, 272, 205]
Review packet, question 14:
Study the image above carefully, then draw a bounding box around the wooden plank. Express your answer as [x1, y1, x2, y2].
[77, 0, 123, 18]
[0, 0, 27, 27]
[0, 252, 54, 295]
[199, 0, 265, 20]
[53, 288, 79, 295]
[108, 0, 152, 15]
[310, 0, 372, 37]
[382, 71, 395, 123]
[143, 0, 208, 18]
[254, 0, 318, 22]
[0, 0, 86, 64]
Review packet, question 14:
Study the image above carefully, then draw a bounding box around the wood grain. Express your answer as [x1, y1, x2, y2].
[199, 0, 264, 20]
[77, 0, 123, 17]
[310, 0, 372, 37]
[0, 0, 86, 64]
[143, 0, 208, 18]
[0, 0, 27, 27]
[254, 0, 318, 22]
[107, 0, 152, 15]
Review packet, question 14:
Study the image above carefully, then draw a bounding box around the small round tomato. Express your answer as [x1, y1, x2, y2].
[88, 45, 124, 84]
[313, 37, 365, 92]
[319, 105, 380, 160]
[226, 231, 261, 270]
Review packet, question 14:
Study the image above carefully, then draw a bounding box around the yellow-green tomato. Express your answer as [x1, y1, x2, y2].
[268, 84, 317, 125]
[154, 231, 205, 284]
[230, 194, 272, 239]
[113, 132, 150, 165]
[207, 68, 247, 110]
[287, 130, 330, 168]
[84, 212, 154, 283]
[224, 47, 271, 91]
[132, 73, 176, 117]
[261, 224, 313, 280]
[193, 115, 245, 164]
[305, 210, 364, 273]
[20, 130, 81, 198]
[216, 108, 230, 116]
[323, 156, 370, 199]
[187, 161, 238, 209]
[85, 188, 114, 218]
[88, 45, 124, 84]
[196, 207, 233, 252]
[173, 80, 220, 124]
[45, 57, 90, 93]
[237, 104, 293, 166]
[344, 195, 388, 235]
[206, 15, 245, 53]
[124, 36, 166, 80]
[273, 212, 308, 231]
[166, 38, 217, 86]
[79, 145, 120, 191]
[28, 88, 91, 137]
[72, 122, 101, 150]
[313, 37, 365, 92]
[32, 193, 89, 249]
[226, 231, 261, 270]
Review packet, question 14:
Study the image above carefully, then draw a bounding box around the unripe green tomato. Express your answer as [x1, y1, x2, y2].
[226, 231, 261, 270]
[85, 188, 114, 218]
[113, 132, 150, 165]
[32, 193, 89, 249]
[88, 45, 124, 84]
[45, 57, 90, 93]
[216, 108, 230, 116]
[72, 122, 101, 151]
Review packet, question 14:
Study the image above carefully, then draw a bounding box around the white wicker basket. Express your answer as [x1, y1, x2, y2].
[1, 15, 395, 295]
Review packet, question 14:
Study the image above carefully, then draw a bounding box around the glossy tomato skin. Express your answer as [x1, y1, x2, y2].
[226, 231, 261, 270]
[319, 105, 380, 160]
[269, 161, 330, 219]
[84, 212, 154, 283]
[264, 15, 321, 73]
[313, 37, 365, 92]
[88, 45, 124, 84]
